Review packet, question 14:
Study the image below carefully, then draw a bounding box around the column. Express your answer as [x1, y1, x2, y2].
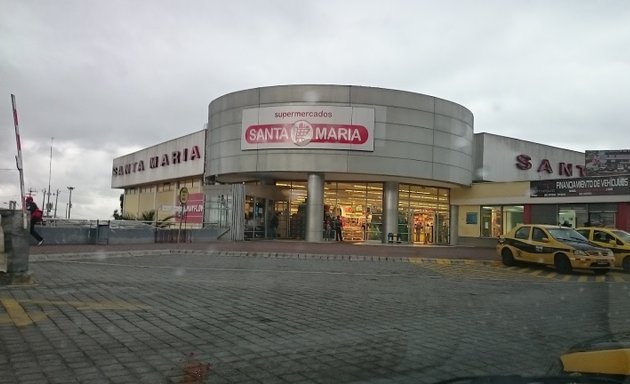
[306, 173, 324, 242]
[382, 181, 399, 243]
[450, 205, 459, 246]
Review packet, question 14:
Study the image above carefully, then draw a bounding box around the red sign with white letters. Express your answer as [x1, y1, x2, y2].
[176, 193, 204, 224]
[242, 106, 374, 151]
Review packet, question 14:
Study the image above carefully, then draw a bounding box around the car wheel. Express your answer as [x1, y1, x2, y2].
[554, 254, 573, 274]
[501, 248, 516, 266]
[623, 257, 630, 273]
[593, 269, 609, 275]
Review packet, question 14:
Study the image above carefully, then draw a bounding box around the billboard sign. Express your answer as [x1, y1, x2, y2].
[175, 192, 204, 224]
[530, 175, 630, 198]
[585, 149, 630, 176]
[241, 106, 375, 151]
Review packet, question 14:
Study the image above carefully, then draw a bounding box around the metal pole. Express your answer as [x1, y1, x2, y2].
[67, 186, 74, 218]
[178, 204, 184, 243]
[53, 189, 60, 218]
[46, 137, 53, 217]
[10, 94, 28, 230]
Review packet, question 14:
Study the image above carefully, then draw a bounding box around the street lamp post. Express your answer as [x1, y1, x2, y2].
[67, 186, 74, 219]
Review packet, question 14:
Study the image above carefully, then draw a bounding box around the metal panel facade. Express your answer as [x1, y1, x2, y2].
[207, 85, 474, 187]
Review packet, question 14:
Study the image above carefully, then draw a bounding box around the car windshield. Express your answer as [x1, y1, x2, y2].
[612, 230, 630, 243]
[4, 2, 630, 384]
[547, 228, 589, 242]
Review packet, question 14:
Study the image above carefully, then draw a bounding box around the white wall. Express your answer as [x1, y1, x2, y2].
[111, 130, 205, 188]
[474, 133, 585, 182]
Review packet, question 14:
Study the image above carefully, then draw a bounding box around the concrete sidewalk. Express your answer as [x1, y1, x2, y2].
[28, 240, 498, 263]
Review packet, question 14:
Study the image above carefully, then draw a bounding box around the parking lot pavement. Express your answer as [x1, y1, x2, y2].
[2, 252, 629, 383]
[28, 240, 498, 262]
[411, 259, 630, 283]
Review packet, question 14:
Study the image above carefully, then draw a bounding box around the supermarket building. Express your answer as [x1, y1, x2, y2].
[111, 85, 630, 245]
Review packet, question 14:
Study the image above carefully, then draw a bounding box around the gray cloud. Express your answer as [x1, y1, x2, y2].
[1, 0, 629, 219]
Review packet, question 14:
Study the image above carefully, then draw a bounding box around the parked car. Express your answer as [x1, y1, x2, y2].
[576, 227, 630, 272]
[496, 224, 615, 274]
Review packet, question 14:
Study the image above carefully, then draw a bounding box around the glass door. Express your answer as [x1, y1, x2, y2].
[435, 211, 449, 245]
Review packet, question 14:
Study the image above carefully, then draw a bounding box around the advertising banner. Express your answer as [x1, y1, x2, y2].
[241, 106, 375, 151]
[530, 175, 630, 198]
[175, 192, 204, 224]
[585, 149, 630, 176]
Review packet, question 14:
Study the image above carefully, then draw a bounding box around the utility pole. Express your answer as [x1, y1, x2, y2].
[53, 189, 60, 218]
[67, 186, 74, 219]
[41, 188, 47, 212]
[46, 137, 54, 217]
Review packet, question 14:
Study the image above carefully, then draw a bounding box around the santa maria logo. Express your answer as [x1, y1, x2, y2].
[290, 120, 314, 146]
[243, 106, 373, 150]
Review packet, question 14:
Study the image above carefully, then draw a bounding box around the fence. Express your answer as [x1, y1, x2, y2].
[31, 218, 223, 245]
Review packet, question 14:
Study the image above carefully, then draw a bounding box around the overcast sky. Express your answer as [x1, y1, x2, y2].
[1, 0, 629, 220]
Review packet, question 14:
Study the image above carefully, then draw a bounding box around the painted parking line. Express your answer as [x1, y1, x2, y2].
[19, 299, 151, 311]
[0, 298, 47, 327]
[0, 297, 151, 327]
[410, 260, 630, 283]
[1, 298, 32, 327]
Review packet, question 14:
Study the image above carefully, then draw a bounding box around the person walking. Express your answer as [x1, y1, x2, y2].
[25, 196, 44, 245]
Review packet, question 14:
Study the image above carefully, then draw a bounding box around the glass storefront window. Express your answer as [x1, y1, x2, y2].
[244, 195, 267, 239]
[503, 206, 523, 234]
[480, 206, 498, 238]
[276, 181, 307, 239]
[585, 203, 617, 228]
[480, 205, 523, 237]
[274, 181, 449, 243]
[205, 193, 230, 227]
[322, 182, 383, 241]
[399, 185, 449, 244]
[558, 205, 585, 228]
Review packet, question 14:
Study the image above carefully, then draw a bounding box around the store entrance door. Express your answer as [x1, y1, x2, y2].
[411, 210, 435, 244]
[435, 211, 449, 245]
[243, 185, 289, 240]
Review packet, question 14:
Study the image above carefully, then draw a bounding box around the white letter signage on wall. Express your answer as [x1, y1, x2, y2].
[241, 106, 375, 151]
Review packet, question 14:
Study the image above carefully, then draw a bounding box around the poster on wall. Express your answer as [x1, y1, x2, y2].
[465, 212, 478, 224]
[530, 175, 630, 197]
[241, 106, 375, 151]
[585, 149, 630, 176]
[175, 192, 204, 224]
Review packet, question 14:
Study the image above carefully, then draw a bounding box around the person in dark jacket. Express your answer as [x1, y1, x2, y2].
[334, 216, 344, 241]
[25, 196, 44, 245]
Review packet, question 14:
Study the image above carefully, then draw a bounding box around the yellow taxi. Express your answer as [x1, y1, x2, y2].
[576, 227, 630, 272]
[559, 332, 630, 378]
[496, 224, 615, 274]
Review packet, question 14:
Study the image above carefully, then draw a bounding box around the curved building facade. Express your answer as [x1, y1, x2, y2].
[205, 85, 474, 243]
[112, 85, 630, 245]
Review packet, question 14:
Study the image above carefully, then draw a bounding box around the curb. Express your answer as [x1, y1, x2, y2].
[409, 257, 501, 266]
[29, 249, 499, 265]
